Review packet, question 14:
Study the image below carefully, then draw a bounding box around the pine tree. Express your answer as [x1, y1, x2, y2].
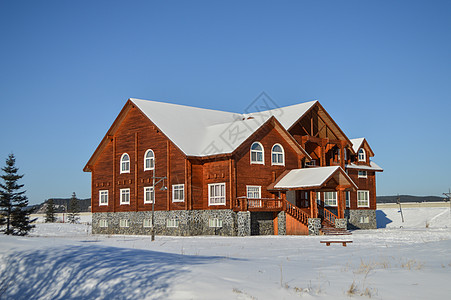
[67, 192, 80, 224]
[0, 154, 34, 235]
[45, 198, 57, 223]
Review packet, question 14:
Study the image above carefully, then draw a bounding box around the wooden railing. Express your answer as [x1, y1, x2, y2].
[285, 200, 309, 226]
[319, 207, 338, 226]
[234, 197, 283, 212]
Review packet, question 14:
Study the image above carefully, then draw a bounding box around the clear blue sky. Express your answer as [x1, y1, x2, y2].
[1, 1, 450, 205]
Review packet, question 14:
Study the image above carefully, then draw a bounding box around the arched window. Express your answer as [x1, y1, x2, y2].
[358, 148, 366, 162]
[271, 144, 284, 165]
[250, 142, 264, 164]
[144, 149, 155, 171]
[120, 153, 130, 173]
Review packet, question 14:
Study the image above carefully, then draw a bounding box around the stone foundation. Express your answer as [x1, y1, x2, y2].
[308, 218, 321, 235]
[346, 209, 377, 230]
[335, 218, 347, 229]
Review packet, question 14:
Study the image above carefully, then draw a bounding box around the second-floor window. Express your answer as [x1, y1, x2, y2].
[208, 183, 226, 205]
[144, 149, 155, 171]
[246, 186, 261, 198]
[144, 186, 154, 204]
[120, 188, 130, 205]
[99, 190, 108, 206]
[250, 142, 264, 164]
[358, 148, 366, 162]
[120, 153, 130, 173]
[172, 184, 184, 202]
[271, 144, 284, 165]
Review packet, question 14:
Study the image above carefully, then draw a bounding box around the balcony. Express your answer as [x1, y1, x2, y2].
[233, 197, 284, 212]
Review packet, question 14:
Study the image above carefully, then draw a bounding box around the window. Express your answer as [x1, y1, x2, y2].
[120, 153, 130, 173]
[120, 188, 130, 205]
[357, 190, 370, 207]
[119, 219, 129, 228]
[358, 170, 367, 178]
[143, 219, 152, 228]
[316, 192, 321, 205]
[144, 149, 155, 171]
[172, 184, 185, 202]
[246, 186, 261, 199]
[271, 144, 284, 165]
[166, 219, 179, 228]
[250, 142, 264, 164]
[346, 191, 350, 208]
[99, 219, 108, 228]
[208, 183, 226, 205]
[324, 191, 337, 206]
[359, 216, 369, 223]
[358, 148, 366, 162]
[99, 190, 108, 206]
[144, 186, 154, 204]
[209, 218, 223, 228]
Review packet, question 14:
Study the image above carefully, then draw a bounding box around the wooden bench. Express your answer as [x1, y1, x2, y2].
[320, 240, 353, 247]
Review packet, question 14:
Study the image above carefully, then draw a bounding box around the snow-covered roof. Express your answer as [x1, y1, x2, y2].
[272, 166, 357, 190]
[345, 161, 383, 172]
[131, 98, 317, 157]
[350, 138, 365, 153]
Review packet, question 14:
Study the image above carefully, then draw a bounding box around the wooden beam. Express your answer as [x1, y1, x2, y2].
[112, 136, 116, 213]
[135, 132, 138, 212]
[167, 140, 171, 211]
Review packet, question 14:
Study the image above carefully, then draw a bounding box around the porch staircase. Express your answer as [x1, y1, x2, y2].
[318, 208, 352, 236]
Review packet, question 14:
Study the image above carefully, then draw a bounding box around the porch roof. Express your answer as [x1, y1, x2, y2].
[268, 166, 357, 191]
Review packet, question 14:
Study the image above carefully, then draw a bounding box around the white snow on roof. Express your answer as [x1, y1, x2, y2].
[131, 98, 317, 156]
[274, 166, 341, 189]
[346, 161, 383, 172]
[350, 138, 365, 153]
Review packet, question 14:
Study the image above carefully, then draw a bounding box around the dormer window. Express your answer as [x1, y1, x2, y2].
[250, 142, 264, 164]
[120, 153, 130, 173]
[358, 148, 366, 162]
[271, 144, 284, 166]
[144, 149, 155, 171]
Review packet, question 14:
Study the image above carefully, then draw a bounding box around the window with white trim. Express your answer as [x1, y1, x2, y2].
[346, 191, 350, 208]
[143, 219, 152, 228]
[209, 218, 223, 228]
[358, 170, 367, 178]
[246, 186, 261, 199]
[271, 144, 284, 165]
[324, 191, 337, 206]
[359, 216, 369, 223]
[172, 184, 184, 202]
[357, 190, 370, 207]
[120, 153, 130, 173]
[250, 142, 264, 164]
[358, 148, 366, 162]
[166, 219, 179, 228]
[144, 186, 154, 204]
[208, 183, 226, 205]
[316, 192, 321, 205]
[99, 190, 108, 206]
[119, 219, 129, 228]
[144, 149, 155, 171]
[120, 188, 130, 205]
[99, 219, 108, 228]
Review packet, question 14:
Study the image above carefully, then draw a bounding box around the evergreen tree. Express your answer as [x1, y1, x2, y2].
[45, 198, 57, 223]
[0, 154, 34, 235]
[67, 192, 80, 224]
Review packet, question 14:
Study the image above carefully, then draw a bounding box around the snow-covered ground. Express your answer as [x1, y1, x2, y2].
[1, 208, 451, 299]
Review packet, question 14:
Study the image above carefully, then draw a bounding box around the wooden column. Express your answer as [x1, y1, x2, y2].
[166, 140, 171, 211]
[229, 158, 233, 210]
[339, 141, 345, 169]
[309, 191, 314, 217]
[337, 187, 346, 219]
[112, 137, 116, 213]
[135, 132, 139, 212]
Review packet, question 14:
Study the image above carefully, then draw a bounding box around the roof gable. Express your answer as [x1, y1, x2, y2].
[350, 138, 375, 157]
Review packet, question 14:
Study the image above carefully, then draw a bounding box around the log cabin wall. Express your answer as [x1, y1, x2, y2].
[346, 169, 377, 210]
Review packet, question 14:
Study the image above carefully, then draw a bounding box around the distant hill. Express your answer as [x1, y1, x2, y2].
[32, 198, 91, 214]
[377, 195, 447, 203]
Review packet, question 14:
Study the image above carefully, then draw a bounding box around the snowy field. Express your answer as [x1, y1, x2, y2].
[1, 208, 451, 299]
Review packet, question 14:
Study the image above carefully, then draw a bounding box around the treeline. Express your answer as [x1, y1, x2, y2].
[377, 195, 447, 203]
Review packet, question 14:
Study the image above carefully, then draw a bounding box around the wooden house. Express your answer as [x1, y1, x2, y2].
[84, 98, 383, 235]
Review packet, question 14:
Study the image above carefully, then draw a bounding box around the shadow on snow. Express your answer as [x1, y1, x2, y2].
[376, 209, 392, 228]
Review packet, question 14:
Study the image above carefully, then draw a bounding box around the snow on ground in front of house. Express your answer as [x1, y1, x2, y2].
[1, 208, 451, 299]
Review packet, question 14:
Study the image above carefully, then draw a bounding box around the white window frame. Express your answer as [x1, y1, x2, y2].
[324, 191, 337, 207]
[172, 184, 185, 202]
[208, 183, 226, 206]
[209, 218, 223, 228]
[119, 219, 129, 228]
[120, 153, 130, 174]
[144, 149, 155, 171]
[99, 219, 108, 228]
[357, 190, 370, 207]
[271, 143, 285, 166]
[246, 186, 261, 199]
[345, 191, 350, 208]
[358, 148, 366, 162]
[144, 186, 154, 204]
[358, 170, 368, 178]
[143, 219, 152, 228]
[166, 219, 179, 228]
[99, 190, 108, 206]
[120, 188, 130, 205]
[316, 192, 321, 205]
[250, 142, 264, 165]
[359, 216, 370, 223]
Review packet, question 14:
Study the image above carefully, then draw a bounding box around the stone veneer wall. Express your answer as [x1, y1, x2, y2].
[92, 210, 238, 236]
[277, 211, 286, 235]
[346, 209, 377, 230]
[308, 218, 321, 235]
